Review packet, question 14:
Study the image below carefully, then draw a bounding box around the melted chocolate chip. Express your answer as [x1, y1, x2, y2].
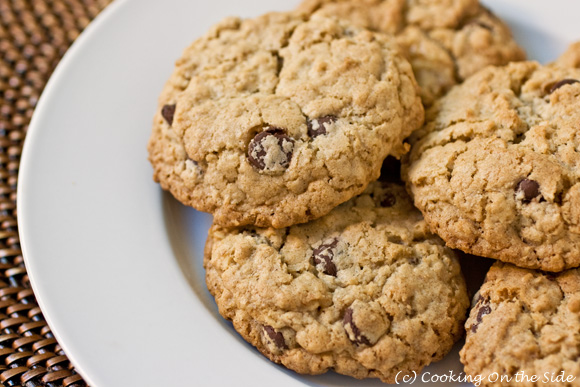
[313, 238, 338, 276]
[381, 192, 396, 208]
[549, 79, 580, 94]
[162, 104, 176, 126]
[263, 325, 287, 350]
[343, 308, 371, 345]
[247, 128, 295, 172]
[307, 115, 337, 138]
[517, 179, 541, 202]
[471, 298, 491, 333]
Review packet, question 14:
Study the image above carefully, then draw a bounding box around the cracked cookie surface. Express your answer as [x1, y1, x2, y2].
[461, 262, 580, 386]
[403, 61, 580, 271]
[147, 12, 423, 228]
[204, 182, 469, 383]
[297, 0, 525, 106]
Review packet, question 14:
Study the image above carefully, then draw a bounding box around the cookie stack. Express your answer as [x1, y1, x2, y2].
[404, 46, 580, 382]
[148, 0, 580, 384]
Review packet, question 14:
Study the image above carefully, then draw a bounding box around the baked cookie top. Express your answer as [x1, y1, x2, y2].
[461, 262, 580, 385]
[148, 12, 423, 229]
[403, 61, 580, 272]
[555, 41, 580, 69]
[297, 0, 525, 105]
[204, 182, 469, 383]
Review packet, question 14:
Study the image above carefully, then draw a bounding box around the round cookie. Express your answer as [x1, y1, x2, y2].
[461, 262, 580, 386]
[403, 61, 580, 272]
[148, 12, 423, 229]
[297, 0, 526, 105]
[204, 181, 469, 383]
[554, 41, 580, 69]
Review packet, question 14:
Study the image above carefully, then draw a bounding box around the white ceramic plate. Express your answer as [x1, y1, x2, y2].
[17, 0, 579, 386]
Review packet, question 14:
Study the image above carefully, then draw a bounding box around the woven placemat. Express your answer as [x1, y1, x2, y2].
[0, 0, 112, 385]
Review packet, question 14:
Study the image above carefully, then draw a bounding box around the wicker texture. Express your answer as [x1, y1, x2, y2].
[0, 0, 111, 385]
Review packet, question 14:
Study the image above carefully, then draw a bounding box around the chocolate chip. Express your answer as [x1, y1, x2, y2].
[343, 308, 371, 345]
[476, 302, 491, 321]
[381, 192, 396, 208]
[517, 179, 541, 202]
[307, 115, 337, 138]
[190, 159, 199, 167]
[313, 238, 338, 276]
[162, 104, 176, 126]
[247, 128, 295, 173]
[263, 325, 287, 350]
[186, 158, 202, 172]
[549, 79, 580, 94]
[471, 298, 491, 333]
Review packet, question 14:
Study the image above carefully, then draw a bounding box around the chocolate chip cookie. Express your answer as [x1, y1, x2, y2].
[403, 61, 580, 272]
[461, 262, 580, 386]
[555, 41, 580, 69]
[204, 182, 469, 383]
[297, 0, 525, 105]
[148, 12, 423, 229]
